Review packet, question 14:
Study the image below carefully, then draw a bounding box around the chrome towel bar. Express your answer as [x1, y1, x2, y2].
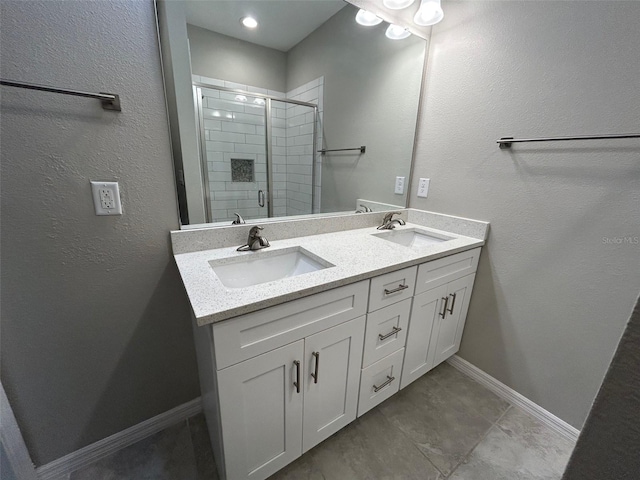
[318, 146, 366, 154]
[498, 133, 640, 149]
[0, 79, 121, 111]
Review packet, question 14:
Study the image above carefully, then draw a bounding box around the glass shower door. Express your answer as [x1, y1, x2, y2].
[270, 99, 317, 217]
[197, 87, 269, 223]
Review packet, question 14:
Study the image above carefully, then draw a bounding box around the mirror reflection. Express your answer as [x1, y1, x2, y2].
[159, 0, 426, 226]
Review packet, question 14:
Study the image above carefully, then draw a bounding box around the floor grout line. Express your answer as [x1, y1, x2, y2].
[444, 404, 514, 479]
[373, 403, 446, 478]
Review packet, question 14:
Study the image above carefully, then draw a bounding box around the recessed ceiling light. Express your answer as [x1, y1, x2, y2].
[355, 9, 383, 26]
[235, 95, 248, 102]
[241, 16, 258, 29]
[385, 24, 411, 40]
[254, 98, 266, 106]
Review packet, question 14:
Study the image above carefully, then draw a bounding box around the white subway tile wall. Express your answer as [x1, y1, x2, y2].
[285, 76, 324, 216]
[195, 76, 323, 221]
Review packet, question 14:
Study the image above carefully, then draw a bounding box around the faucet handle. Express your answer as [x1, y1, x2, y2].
[248, 225, 264, 236]
[382, 211, 402, 223]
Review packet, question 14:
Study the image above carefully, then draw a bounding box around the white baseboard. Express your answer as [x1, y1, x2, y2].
[447, 355, 580, 443]
[36, 397, 202, 480]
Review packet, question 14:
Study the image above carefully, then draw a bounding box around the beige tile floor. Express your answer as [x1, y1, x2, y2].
[70, 362, 575, 480]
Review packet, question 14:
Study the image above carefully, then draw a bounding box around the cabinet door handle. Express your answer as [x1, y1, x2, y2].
[384, 284, 409, 295]
[293, 360, 301, 393]
[373, 375, 395, 392]
[440, 296, 449, 318]
[379, 326, 402, 341]
[311, 352, 320, 384]
[258, 190, 266, 207]
[447, 292, 457, 314]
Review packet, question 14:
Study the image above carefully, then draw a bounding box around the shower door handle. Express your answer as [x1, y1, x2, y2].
[258, 190, 266, 207]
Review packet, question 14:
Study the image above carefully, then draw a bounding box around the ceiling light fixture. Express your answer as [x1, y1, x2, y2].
[254, 98, 266, 106]
[414, 0, 444, 26]
[385, 24, 411, 40]
[235, 95, 248, 102]
[355, 9, 383, 26]
[382, 0, 416, 10]
[240, 16, 258, 29]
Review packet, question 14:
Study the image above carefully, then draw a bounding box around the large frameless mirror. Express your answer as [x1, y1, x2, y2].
[156, 0, 428, 226]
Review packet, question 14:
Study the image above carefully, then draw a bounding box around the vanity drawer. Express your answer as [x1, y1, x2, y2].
[368, 266, 417, 312]
[362, 298, 411, 368]
[415, 247, 480, 295]
[213, 280, 369, 370]
[357, 348, 404, 417]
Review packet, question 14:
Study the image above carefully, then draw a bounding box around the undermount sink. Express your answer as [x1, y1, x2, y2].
[209, 247, 333, 289]
[373, 228, 453, 248]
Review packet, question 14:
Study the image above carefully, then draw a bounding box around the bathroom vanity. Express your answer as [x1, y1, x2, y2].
[172, 209, 488, 480]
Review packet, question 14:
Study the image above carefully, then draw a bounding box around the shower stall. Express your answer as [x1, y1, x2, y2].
[194, 83, 320, 223]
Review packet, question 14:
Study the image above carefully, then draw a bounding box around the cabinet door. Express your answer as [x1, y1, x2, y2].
[217, 341, 304, 480]
[433, 273, 476, 367]
[302, 316, 365, 453]
[401, 284, 447, 389]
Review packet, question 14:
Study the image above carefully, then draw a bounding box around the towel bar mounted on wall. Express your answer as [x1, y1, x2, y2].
[318, 146, 366, 155]
[0, 79, 121, 111]
[498, 133, 640, 149]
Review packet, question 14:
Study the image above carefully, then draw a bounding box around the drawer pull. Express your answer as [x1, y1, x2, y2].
[440, 296, 449, 318]
[447, 292, 457, 314]
[378, 326, 402, 341]
[384, 284, 409, 295]
[293, 360, 301, 393]
[373, 375, 395, 392]
[311, 352, 320, 384]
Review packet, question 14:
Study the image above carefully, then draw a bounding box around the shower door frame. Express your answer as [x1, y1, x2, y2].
[194, 82, 318, 224]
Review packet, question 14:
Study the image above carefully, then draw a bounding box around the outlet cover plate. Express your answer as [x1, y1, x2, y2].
[91, 181, 122, 215]
[394, 176, 405, 195]
[417, 178, 430, 198]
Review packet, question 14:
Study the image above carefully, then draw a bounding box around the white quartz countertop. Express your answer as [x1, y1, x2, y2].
[174, 222, 484, 326]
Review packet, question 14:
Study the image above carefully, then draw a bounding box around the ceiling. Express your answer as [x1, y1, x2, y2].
[184, 0, 348, 52]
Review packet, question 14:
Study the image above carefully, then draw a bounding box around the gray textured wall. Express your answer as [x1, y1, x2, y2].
[562, 295, 640, 479]
[0, 0, 199, 466]
[188, 25, 287, 92]
[286, 4, 424, 212]
[409, 1, 640, 428]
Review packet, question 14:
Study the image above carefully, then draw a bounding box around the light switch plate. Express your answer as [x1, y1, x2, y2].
[91, 181, 122, 215]
[394, 176, 405, 195]
[417, 178, 430, 198]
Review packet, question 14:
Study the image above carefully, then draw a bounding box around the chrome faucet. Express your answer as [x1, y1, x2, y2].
[231, 212, 245, 225]
[355, 204, 373, 213]
[237, 226, 270, 251]
[377, 212, 406, 230]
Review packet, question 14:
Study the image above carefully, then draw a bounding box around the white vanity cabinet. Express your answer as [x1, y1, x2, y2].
[216, 316, 365, 479]
[192, 247, 482, 480]
[401, 248, 480, 389]
[195, 281, 368, 480]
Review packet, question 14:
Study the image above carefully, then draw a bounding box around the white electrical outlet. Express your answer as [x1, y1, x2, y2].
[417, 178, 430, 198]
[91, 181, 122, 215]
[394, 176, 405, 194]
